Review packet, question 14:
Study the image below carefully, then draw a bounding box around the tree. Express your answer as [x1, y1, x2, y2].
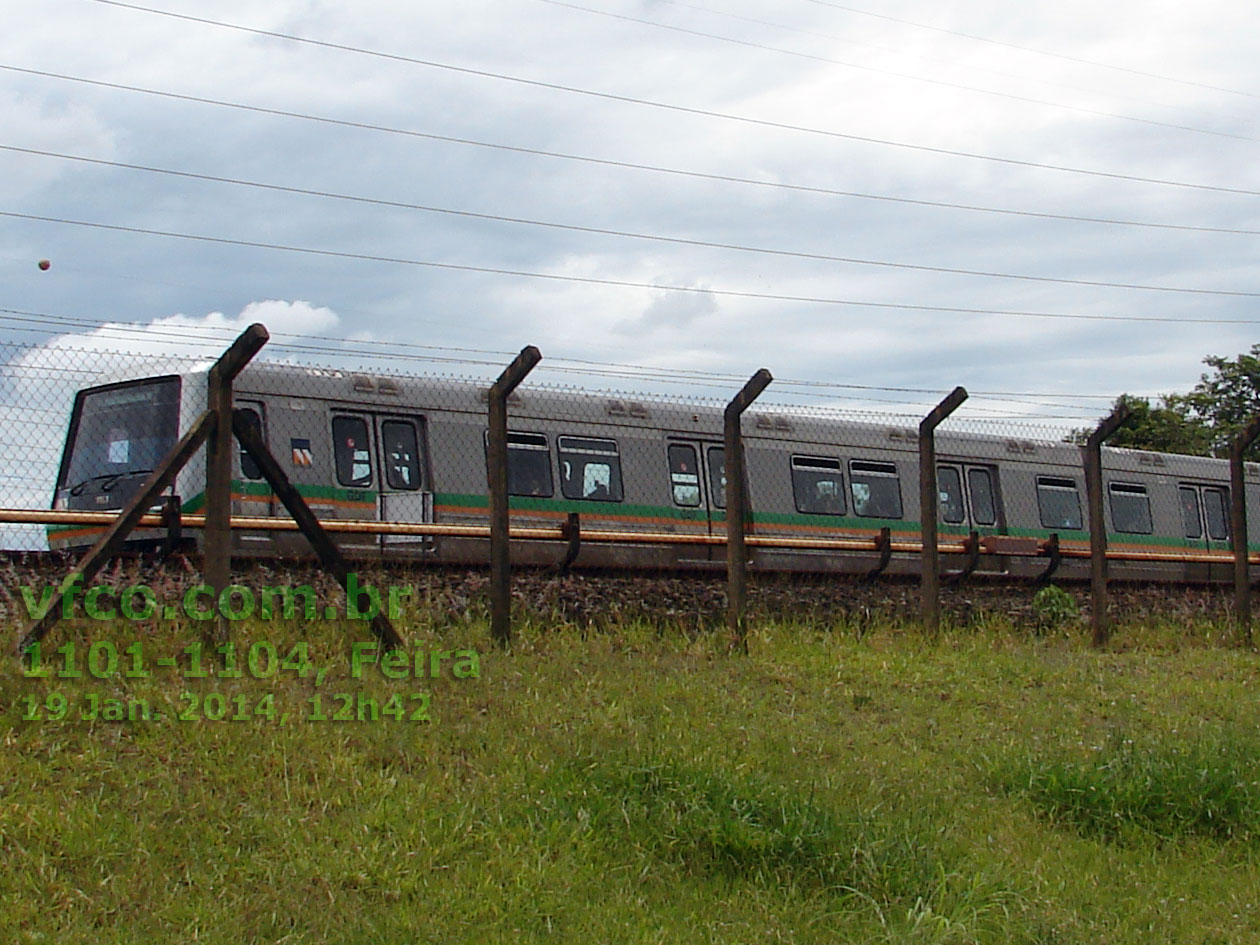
[1085, 392, 1211, 456]
[1177, 344, 1260, 457]
[1070, 345, 1260, 459]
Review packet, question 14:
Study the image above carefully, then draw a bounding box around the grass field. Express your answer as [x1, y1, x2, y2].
[3, 584, 1260, 943]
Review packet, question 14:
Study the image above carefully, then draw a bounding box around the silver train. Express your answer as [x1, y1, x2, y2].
[49, 361, 1251, 582]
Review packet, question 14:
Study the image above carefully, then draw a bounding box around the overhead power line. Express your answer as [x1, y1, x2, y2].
[641, 0, 1255, 123]
[0, 323, 1102, 418]
[8, 144, 1260, 292]
[798, 0, 1260, 101]
[4, 71, 1258, 235]
[6, 210, 1260, 318]
[0, 306, 1116, 399]
[535, 0, 1260, 144]
[0, 305, 1113, 399]
[0, 306, 1119, 413]
[54, 3, 1260, 194]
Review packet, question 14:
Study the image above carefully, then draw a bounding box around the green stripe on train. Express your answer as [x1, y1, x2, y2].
[434, 491, 722, 523]
[47, 483, 1260, 552]
[184, 481, 379, 513]
[45, 480, 377, 537]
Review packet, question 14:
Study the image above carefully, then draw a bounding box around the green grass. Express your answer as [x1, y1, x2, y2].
[3, 592, 1260, 943]
[994, 729, 1260, 844]
[535, 755, 943, 896]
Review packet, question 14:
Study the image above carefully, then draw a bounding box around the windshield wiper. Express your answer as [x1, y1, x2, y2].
[67, 471, 149, 495]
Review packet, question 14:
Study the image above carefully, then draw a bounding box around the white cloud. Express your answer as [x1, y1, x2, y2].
[0, 0, 1257, 481]
[0, 300, 341, 547]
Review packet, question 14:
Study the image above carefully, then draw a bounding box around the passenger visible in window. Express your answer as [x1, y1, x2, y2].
[582, 462, 612, 500]
[384, 429, 414, 487]
[391, 457, 412, 487]
[851, 482, 870, 516]
[816, 483, 843, 514]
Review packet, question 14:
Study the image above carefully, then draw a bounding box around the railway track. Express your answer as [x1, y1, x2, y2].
[0, 551, 1238, 634]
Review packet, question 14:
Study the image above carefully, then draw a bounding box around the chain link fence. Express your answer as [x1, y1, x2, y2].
[0, 326, 1248, 636]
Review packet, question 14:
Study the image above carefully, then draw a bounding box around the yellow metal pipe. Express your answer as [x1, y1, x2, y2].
[9, 508, 1253, 566]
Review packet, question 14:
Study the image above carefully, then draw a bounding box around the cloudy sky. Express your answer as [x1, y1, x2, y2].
[3, 0, 1259, 432]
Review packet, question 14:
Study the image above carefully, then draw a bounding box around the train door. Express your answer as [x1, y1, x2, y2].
[1179, 483, 1230, 552]
[328, 412, 382, 554]
[666, 440, 725, 555]
[375, 415, 434, 553]
[234, 400, 275, 552]
[935, 462, 1003, 532]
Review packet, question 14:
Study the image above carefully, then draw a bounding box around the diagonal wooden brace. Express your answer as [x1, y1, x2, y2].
[231, 409, 405, 652]
[17, 410, 216, 657]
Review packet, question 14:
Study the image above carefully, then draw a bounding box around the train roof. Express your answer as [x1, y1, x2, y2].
[88, 358, 1253, 480]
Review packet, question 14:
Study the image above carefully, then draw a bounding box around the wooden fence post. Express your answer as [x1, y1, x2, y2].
[203, 323, 270, 643]
[1084, 403, 1132, 647]
[487, 346, 542, 648]
[1229, 418, 1260, 645]
[725, 369, 773, 651]
[919, 387, 967, 636]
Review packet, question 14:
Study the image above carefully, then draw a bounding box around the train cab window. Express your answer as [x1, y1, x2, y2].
[849, 460, 903, 519]
[381, 420, 421, 491]
[332, 416, 373, 487]
[1036, 477, 1082, 530]
[968, 468, 997, 526]
[237, 407, 264, 481]
[506, 432, 553, 497]
[1203, 487, 1229, 541]
[1109, 482, 1152, 534]
[707, 447, 726, 509]
[559, 436, 623, 501]
[60, 377, 181, 491]
[1180, 486, 1203, 539]
[668, 444, 701, 507]
[791, 456, 845, 515]
[936, 466, 965, 524]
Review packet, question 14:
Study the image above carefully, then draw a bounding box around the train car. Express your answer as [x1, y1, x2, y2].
[48, 361, 1257, 582]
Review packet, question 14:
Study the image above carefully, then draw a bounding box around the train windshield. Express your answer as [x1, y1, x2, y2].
[58, 377, 181, 490]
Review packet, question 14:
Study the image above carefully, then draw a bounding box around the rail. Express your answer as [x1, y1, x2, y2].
[11, 508, 1250, 566]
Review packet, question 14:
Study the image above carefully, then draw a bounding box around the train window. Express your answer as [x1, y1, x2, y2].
[968, 468, 997, 526]
[507, 431, 553, 498]
[849, 460, 903, 519]
[668, 444, 701, 507]
[791, 456, 845, 515]
[1203, 487, 1229, 541]
[60, 377, 180, 490]
[381, 420, 421, 491]
[707, 447, 726, 509]
[936, 466, 965, 524]
[1180, 486, 1203, 539]
[558, 436, 623, 502]
[1036, 477, 1082, 530]
[332, 416, 372, 487]
[1109, 482, 1152, 534]
[237, 407, 264, 481]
